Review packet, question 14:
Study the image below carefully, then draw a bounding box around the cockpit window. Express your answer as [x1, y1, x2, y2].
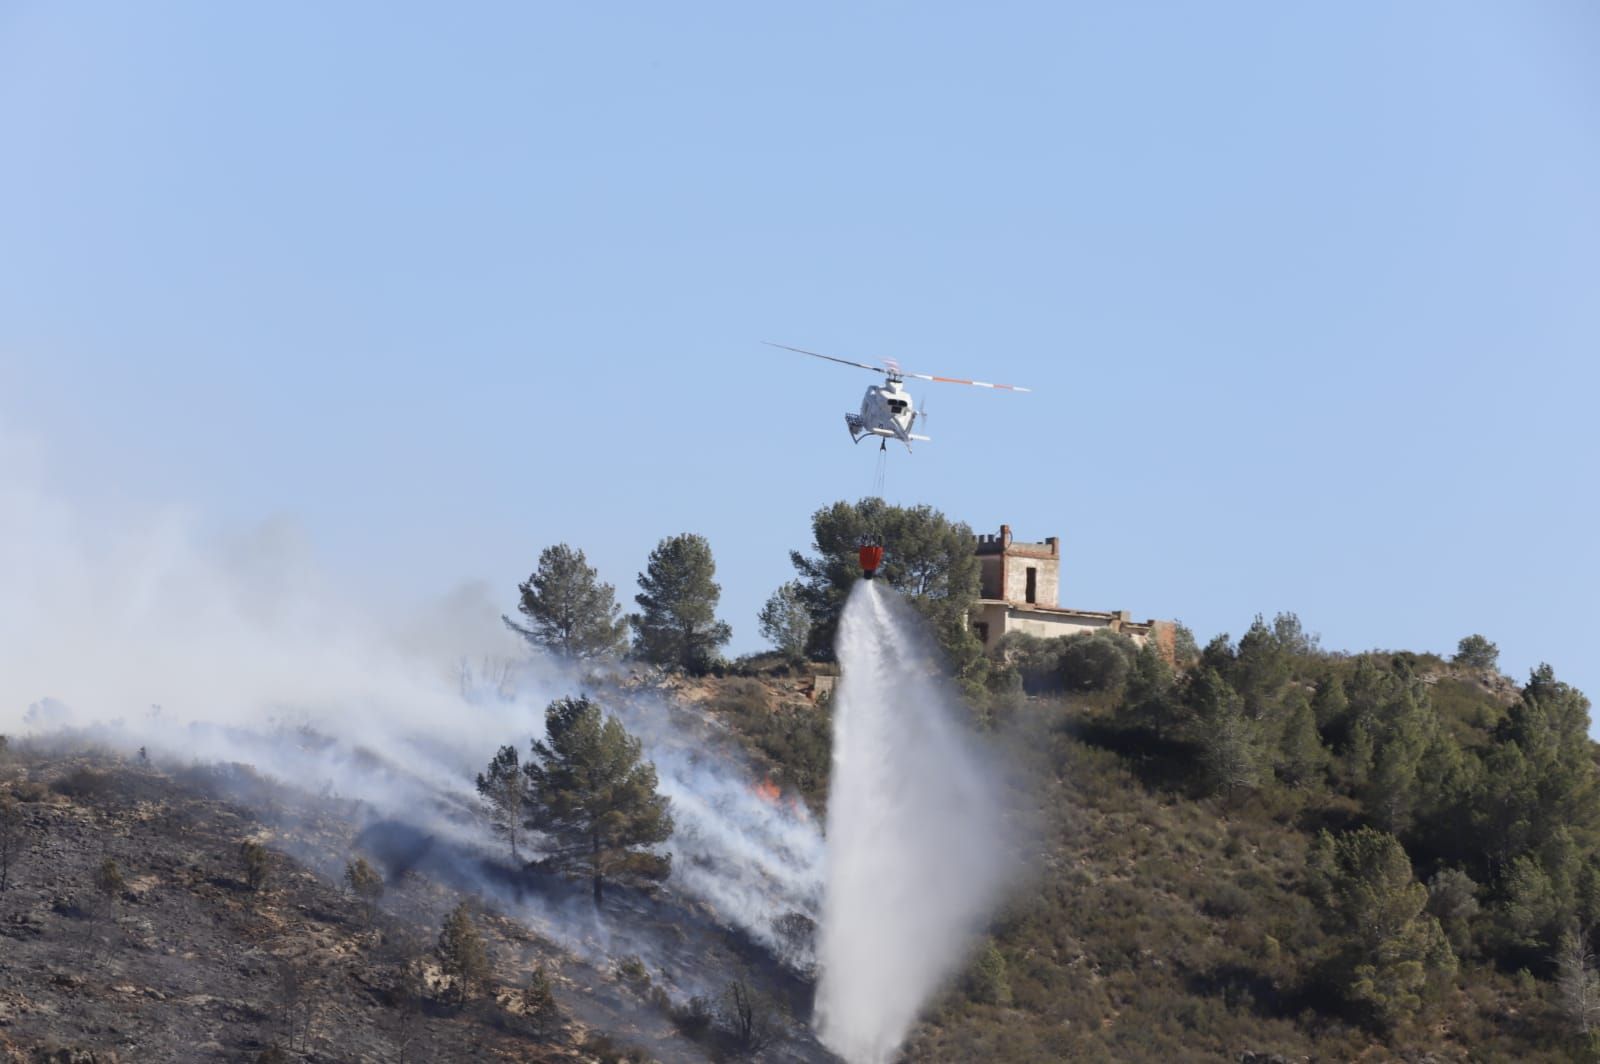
[887, 399, 907, 414]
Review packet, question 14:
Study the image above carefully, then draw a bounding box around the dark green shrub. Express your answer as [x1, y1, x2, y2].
[1059, 631, 1139, 693]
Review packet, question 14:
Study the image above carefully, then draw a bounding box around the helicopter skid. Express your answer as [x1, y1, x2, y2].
[844, 414, 928, 445]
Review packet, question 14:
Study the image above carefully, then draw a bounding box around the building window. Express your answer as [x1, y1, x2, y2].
[974, 622, 990, 645]
[1025, 567, 1038, 604]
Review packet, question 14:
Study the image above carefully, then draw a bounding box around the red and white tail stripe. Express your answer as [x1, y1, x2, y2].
[903, 370, 1030, 392]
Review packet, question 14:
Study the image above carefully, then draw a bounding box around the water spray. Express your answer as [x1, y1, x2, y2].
[815, 580, 1015, 1063]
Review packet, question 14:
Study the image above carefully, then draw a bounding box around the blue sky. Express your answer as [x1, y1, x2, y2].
[2, 3, 1596, 710]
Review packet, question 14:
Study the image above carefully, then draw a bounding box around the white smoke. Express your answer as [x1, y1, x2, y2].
[815, 581, 1016, 1064]
[0, 431, 822, 980]
[605, 692, 824, 965]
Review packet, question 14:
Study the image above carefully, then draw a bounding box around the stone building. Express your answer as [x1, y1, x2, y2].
[971, 524, 1173, 657]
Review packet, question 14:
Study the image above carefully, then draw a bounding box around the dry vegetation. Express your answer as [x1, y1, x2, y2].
[708, 632, 1597, 1063]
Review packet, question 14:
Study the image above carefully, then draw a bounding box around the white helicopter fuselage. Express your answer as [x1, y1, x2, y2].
[764, 340, 1029, 452]
[845, 378, 930, 448]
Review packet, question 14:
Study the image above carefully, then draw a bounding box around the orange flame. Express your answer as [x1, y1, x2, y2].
[753, 779, 782, 804]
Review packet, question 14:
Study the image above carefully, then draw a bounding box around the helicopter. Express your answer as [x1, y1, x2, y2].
[766, 342, 1031, 451]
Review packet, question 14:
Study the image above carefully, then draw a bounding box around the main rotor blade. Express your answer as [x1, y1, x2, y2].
[764, 341, 885, 375]
[767, 341, 1032, 391]
[899, 369, 1032, 392]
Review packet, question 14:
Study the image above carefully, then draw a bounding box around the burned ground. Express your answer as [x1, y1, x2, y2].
[0, 748, 831, 1063]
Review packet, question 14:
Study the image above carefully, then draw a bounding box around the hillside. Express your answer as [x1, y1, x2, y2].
[1, 622, 1594, 1064]
[685, 630, 1598, 1062]
[0, 745, 824, 1063]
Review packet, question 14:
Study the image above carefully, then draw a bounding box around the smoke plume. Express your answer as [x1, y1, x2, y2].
[815, 581, 1015, 1063]
[0, 433, 822, 986]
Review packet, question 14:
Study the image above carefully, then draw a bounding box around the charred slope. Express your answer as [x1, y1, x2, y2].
[0, 751, 831, 1063]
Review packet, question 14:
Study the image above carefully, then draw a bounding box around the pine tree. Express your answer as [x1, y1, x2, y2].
[1345, 714, 1376, 790]
[1312, 674, 1350, 735]
[1188, 668, 1262, 798]
[1361, 684, 1432, 835]
[476, 745, 527, 859]
[1272, 611, 1319, 656]
[504, 544, 628, 661]
[1198, 633, 1236, 676]
[523, 696, 674, 905]
[631, 534, 732, 673]
[522, 963, 560, 1032]
[1470, 665, 1599, 872]
[437, 902, 490, 1005]
[1344, 658, 1396, 727]
[93, 857, 125, 920]
[788, 498, 982, 675]
[1498, 855, 1560, 952]
[344, 858, 385, 924]
[1276, 688, 1327, 787]
[1559, 928, 1600, 1035]
[1233, 614, 1291, 720]
[1120, 638, 1177, 734]
[758, 582, 812, 664]
[1425, 868, 1480, 957]
[1453, 634, 1500, 671]
[1503, 666, 1599, 848]
[1577, 862, 1600, 933]
[1307, 827, 1457, 1029]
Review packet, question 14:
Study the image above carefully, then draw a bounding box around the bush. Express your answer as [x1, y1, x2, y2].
[670, 994, 714, 1038]
[240, 840, 270, 891]
[1059, 631, 1139, 693]
[10, 780, 49, 803]
[93, 857, 125, 902]
[995, 632, 1068, 693]
[968, 939, 1013, 1005]
[579, 1032, 652, 1063]
[52, 767, 111, 800]
[993, 630, 1139, 695]
[1201, 880, 1254, 920]
[615, 955, 649, 984]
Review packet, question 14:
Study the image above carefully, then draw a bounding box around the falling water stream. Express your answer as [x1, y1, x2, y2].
[815, 581, 1013, 1063]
